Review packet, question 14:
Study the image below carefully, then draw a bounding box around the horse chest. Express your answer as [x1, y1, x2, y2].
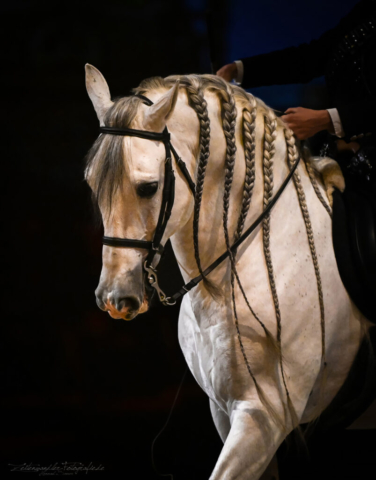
[178, 295, 269, 409]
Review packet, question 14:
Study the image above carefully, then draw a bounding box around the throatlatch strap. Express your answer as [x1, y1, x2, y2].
[170, 143, 196, 194]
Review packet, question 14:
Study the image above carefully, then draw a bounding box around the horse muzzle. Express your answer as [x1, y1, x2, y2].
[95, 282, 149, 321]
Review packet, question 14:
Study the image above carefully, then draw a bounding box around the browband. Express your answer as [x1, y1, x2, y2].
[99, 126, 170, 142]
[134, 93, 154, 106]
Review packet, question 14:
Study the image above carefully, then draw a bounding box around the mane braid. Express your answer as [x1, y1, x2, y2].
[262, 112, 279, 348]
[234, 98, 257, 241]
[181, 76, 220, 297]
[285, 128, 327, 413]
[262, 112, 301, 431]
[220, 82, 237, 258]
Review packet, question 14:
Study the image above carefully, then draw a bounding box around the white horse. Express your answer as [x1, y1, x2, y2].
[84, 64, 371, 479]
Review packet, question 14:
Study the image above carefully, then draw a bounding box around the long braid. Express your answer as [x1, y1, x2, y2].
[285, 128, 327, 406]
[180, 76, 221, 297]
[262, 113, 279, 344]
[220, 83, 238, 253]
[234, 98, 257, 241]
[262, 112, 300, 431]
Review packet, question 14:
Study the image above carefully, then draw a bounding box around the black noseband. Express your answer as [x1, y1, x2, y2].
[102, 237, 164, 255]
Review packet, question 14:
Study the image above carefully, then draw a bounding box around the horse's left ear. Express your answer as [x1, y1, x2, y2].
[143, 81, 180, 132]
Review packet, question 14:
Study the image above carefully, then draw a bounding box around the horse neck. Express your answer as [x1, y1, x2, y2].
[169, 91, 293, 295]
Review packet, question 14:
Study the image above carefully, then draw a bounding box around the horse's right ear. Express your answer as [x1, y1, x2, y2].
[85, 64, 114, 126]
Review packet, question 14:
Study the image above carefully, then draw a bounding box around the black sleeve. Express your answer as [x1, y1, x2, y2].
[239, 2, 367, 89]
[240, 35, 332, 88]
[337, 98, 376, 139]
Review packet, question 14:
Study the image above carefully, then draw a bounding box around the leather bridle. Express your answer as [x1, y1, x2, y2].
[99, 93, 300, 306]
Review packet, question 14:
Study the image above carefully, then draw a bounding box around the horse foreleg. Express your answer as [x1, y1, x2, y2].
[209, 403, 284, 480]
[210, 398, 231, 443]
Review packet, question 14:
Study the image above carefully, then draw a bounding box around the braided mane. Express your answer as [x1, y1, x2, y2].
[96, 74, 331, 433]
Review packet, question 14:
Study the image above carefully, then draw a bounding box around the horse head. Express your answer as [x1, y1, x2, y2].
[85, 65, 196, 320]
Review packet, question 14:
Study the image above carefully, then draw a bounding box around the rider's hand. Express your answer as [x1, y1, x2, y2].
[281, 107, 334, 140]
[216, 63, 238, 82]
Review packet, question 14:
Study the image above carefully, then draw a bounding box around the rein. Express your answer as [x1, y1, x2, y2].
[100, 94, 300, 306]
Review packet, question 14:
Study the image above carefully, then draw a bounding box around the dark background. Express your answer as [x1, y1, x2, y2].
[1, 0, 375, 479]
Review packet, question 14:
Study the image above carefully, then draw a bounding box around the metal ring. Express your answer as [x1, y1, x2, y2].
[164, 297, 176, 306]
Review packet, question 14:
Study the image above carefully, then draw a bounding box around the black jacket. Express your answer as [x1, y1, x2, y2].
[240, 0, 376, 141]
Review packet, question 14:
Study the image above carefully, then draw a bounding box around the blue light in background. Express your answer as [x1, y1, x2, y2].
[182, 0, 360, 109]
[225, 0, 359, 109]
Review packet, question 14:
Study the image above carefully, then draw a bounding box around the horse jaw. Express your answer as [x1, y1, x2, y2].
[85, 64, 114, 126]
[142, 81, 180, 132]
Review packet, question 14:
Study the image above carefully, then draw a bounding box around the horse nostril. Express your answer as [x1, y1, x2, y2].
[116, 296, 140, 313]
[96, 295, 106, 311]
[95, 286, 107, 311]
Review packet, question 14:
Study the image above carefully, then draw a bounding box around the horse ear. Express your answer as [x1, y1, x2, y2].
[85, 64, 114, 126]
[143, 81, 180, 131]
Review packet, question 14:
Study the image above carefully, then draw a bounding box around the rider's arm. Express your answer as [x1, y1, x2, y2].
[238, 30, 334, 89]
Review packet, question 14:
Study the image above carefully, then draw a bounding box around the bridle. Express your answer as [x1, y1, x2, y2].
[99, 93, 300, 306]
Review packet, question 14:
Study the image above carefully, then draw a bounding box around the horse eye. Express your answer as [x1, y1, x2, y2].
[136, 181, 159, 198]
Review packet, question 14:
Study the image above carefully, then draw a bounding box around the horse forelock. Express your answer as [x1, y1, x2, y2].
[85, 95, 142, 219]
